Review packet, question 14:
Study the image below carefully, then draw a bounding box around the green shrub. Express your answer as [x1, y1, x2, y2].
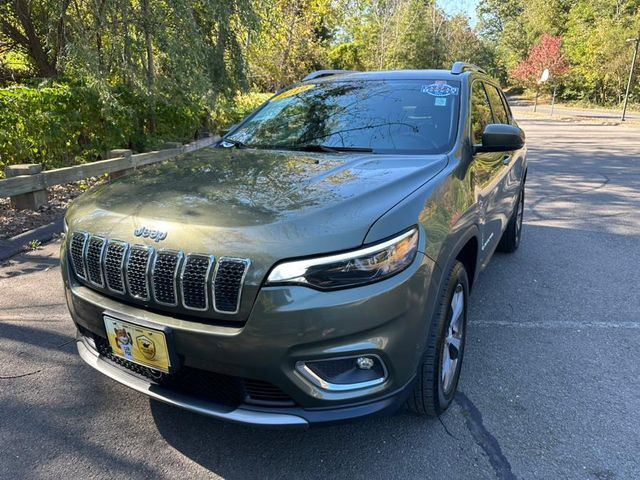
[0, 84, 112, 175]
[0, 84, 271, 178]
[0, 82, 207, 177]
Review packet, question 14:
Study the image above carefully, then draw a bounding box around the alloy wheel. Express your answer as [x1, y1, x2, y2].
[515, 192, 524, 244]
[441, 284, 465, 394]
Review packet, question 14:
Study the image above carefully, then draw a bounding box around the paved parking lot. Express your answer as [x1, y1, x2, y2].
[1, 119, 639, 479]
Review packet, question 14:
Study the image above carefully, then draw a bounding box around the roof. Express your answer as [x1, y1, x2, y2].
[304, 63, 489, 83]
[307, 69, 474, 83]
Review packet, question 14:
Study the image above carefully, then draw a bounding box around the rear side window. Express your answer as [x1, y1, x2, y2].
[485, 85, 510, 124]
[470, 82, 493, 145]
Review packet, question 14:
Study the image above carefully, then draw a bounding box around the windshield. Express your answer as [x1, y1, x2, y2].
[224, 79, 461, 154]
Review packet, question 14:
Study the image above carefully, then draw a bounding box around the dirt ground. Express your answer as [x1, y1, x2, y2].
[0, 177, 105, 239]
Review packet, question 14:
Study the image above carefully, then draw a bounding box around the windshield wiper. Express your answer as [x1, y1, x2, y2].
[289, 145, 374, 153]
[219, 138, 248, 149]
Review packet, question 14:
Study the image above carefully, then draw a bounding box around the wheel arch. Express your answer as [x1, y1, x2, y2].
[432, 224, 480, 294]
[455, 235, 479, 291]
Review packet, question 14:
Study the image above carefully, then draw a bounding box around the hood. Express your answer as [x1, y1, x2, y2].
[69, 147, 446, 255]
[67, 147, 446, 318]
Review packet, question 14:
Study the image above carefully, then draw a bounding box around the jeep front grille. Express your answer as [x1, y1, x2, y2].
[214, 258, 250, 314]
[181, 255, 213, 311]
[105, 241, 127, 294]
[126, 246, 152, 300]
[86, 236, 106, 286]
[152, 251, 181, 306]
[70, 232, 88, 280]
[68, 232, 249, 316]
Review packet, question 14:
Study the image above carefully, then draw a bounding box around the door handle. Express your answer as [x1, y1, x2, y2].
[501, 154, 512, 165]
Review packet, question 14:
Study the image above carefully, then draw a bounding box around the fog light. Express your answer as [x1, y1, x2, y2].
[356, 356, 374, 370]
[296, 355, 387, 391]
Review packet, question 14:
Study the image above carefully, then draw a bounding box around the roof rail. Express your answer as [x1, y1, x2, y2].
[451, 62, 487, 75]
[302, 70, 357, 82]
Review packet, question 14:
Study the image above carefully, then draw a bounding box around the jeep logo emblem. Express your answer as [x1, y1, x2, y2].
[134, 226, 168, 243]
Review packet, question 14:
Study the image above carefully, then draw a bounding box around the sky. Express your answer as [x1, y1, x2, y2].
[438, 0, 479, 27]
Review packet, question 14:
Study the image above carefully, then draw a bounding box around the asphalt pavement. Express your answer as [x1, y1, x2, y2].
[1, 119, 639, 479]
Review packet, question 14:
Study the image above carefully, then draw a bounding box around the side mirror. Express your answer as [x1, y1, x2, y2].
[475, 124, 525, 153]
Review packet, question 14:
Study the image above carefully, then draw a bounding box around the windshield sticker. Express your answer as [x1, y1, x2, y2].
[434, 97, 447, 107]
[272, 84, 315, 102]
[421, 83, 459, 97]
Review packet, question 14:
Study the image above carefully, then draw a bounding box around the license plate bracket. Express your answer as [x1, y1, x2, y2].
[102, 312, 179, 374]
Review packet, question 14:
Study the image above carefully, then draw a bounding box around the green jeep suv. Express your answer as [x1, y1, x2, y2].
[62, 62, 527, 427]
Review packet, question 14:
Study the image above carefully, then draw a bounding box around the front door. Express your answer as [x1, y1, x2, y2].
[470, 80, 507, 265]
[484, 83, 522, 223]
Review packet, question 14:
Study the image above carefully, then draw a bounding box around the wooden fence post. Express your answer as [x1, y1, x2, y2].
[107, 149, 133, 180]
[4, 164, 47, 210]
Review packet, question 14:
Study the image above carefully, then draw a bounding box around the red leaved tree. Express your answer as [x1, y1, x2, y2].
[511, 35, 571, 88]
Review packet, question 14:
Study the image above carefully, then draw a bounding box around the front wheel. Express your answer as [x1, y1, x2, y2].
[407, 261, 469, 417]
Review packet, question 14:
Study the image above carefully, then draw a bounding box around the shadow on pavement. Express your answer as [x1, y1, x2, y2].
[0, 252, 60, 279]
[148, 400, 452, 480]
[147, 221, 639, 479]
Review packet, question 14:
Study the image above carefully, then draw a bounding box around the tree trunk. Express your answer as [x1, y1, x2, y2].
[122, 0, 132, 85]
[140, 0, 156, 134]
[53, 0, 72, 70]
[2, 0, 58, 77]
[95, 0, 107, 73]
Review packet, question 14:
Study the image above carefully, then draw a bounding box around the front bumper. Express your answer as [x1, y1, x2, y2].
[63, 242, 438, 426]
[77, 334, 414, 428]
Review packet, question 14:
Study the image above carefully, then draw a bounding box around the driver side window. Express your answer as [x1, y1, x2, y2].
[470, 82, 493, 145]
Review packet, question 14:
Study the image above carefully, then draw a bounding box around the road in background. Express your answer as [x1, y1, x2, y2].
[511, 102, 640, 121]
[1, 119, 639, 479]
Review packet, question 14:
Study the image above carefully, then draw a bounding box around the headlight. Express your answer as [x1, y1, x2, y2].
[266, 227, 419, 290]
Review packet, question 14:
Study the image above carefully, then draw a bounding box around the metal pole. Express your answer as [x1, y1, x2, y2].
[621, 37, 640, 122]
[534, 85, 539, 113]
[550, 85, 557, 116]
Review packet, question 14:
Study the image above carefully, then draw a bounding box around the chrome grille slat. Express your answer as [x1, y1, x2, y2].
[180, 255, 214, 311]
[86, 236, 106, 287]
[68, 233, 248, 317]
[213, 258, 250, 314]
[125, 246, 153, 301]
[152, 250, 182, 306]
[104, 240, 128, 294]
[70, 232, 88, 280]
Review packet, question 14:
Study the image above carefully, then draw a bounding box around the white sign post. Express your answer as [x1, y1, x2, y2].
[534, 69, 550, 113]
[540, 69, 550, 83]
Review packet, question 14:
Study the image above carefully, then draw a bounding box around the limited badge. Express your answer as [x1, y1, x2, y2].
[136, 335, 156, 360]
[421, 83, 459, 97]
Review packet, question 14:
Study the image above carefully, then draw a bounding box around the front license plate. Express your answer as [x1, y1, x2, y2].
[103, 316, 171, 373]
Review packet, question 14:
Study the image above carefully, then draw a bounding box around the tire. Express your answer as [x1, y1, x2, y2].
[407, 260, 469, 417]
[497, 186, 525, 253]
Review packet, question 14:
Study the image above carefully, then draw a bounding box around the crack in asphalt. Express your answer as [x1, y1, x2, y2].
[456, 392, 517, 480]
[473, 320, 640, 329]
[438, 415, 459, 440]
[0, 369, 42, 379]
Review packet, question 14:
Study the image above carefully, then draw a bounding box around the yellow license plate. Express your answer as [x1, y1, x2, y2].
[103, 316, 171, 373]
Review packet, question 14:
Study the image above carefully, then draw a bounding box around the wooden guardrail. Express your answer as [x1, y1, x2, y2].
[0, 136, 219, 209]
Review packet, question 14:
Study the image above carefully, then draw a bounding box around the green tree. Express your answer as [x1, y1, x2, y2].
[564, 0, 640, 104]
[247, 0, 339, 91]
